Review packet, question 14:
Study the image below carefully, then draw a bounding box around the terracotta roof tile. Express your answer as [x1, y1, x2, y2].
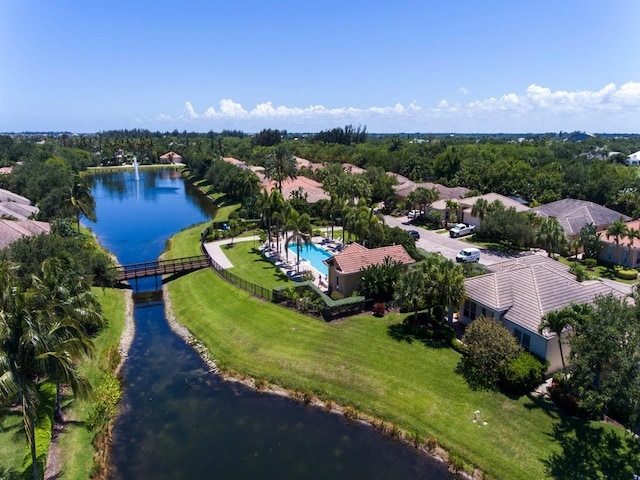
[325, 243, 414, 274]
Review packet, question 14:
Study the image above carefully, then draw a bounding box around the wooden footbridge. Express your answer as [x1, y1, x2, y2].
[112, 255, 211, 288]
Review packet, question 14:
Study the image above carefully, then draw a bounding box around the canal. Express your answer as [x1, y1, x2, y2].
[85, 168, 451, 479]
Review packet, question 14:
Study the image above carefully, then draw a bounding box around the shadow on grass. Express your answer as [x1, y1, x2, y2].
[543, 415, 640, 479]
[0, 467, 20, 480]
[386, 313, 451, 349]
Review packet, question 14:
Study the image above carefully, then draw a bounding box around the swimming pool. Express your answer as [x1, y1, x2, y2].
[287, 242, 331, 276]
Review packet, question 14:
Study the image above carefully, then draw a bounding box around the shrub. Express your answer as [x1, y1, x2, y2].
[584, 258, 598, 270]
[501, 352, 548, 395]
[330, 291, 344, 301]
[615, 268, 638, 280]
[425, 435, 438, 452]
[570, 262, 588, 282]
[372, 302, 386, 317]
[86, 374, 122, 432]
[459, 317, 522, 390]
[584, 258, 597, 270]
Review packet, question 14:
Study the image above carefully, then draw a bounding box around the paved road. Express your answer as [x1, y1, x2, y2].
[384, 215, 539, 266]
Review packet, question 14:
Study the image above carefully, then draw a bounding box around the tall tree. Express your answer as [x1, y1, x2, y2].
[264, 144, 297, 192]
[539, 306, 578, 382]
[470, 197, 490, 222]
[579, 223, 602, 259]
[284, 209, 312, 271]
[0, 261, 94, 480]
[62, 176, 97, 233]
[536, 217, 567, 258]
[606, 218, 628, 265]
[394, 267, 426, 324]
[569, 293, 640, 426]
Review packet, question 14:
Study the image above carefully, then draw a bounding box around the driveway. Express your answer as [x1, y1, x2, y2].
[384, 215, 540, 266]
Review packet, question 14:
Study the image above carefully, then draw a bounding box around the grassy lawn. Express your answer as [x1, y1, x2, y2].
[164, 225, 637, 479]
[222, 241, 290, 290]
[0, 406, 25, 477]
[557, 256, 639, 285]
[53, 288, 127, 480]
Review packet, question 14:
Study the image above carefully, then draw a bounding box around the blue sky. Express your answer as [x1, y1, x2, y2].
[1, 0, 639, 133]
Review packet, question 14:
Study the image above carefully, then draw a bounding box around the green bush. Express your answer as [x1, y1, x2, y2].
[501, 352, 548, 395]
[583, 258, 597, 270]
[615, 268, 638, 280]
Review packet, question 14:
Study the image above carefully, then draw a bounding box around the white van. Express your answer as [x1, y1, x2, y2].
[456, 247, 480, 263]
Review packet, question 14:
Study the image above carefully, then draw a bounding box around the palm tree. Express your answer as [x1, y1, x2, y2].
[63, 177, 97, 233]
[264, 144, 297, 192]
[539, 307, 576, 382]
[536, 217, 567, 258]
[341, 205, 356, 243]
[34, 258, 101, 419]
[606, 218, 628, 265]
[0, 261, 94, 480]
[445, 199, 460, 225]
[284, 209, 312, 271]
[427, 256, 466, 324]
[471, 198, 490, 222]
[626, 227, 640, 267]
[394, 267, 426, 324]
[407, 187, 439, 217]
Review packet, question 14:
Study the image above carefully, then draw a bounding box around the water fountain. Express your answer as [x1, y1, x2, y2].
[133, 155, 140, 181]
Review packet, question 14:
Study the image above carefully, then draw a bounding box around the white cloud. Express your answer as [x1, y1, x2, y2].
[458, 87, 469, 95]
[148, 82, 640, 132]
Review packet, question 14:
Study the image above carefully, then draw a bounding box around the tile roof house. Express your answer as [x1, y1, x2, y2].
[387, 172, 416, 199]
[599, 219, 640, 267]
[159, 151, 183, 164]
[0, 188, 39, 221]
[460, 255, 623, 373]
[531, 198, 630, 241]
[0, 219, 50, 250]
[455, 193, 530, 227]
[323, 243, 415, 296]
[263, 176, 330, 204]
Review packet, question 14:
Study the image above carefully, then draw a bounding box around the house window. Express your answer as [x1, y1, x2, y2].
[514, 329, 531, 351]
[463, 300, 470, 318]
[481, 307, 487, 318]
[469, 302, 477, 321]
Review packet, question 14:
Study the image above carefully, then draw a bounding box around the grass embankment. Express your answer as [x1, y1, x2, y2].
[163, 224, 640, 479]
[53, 288, 127, 479]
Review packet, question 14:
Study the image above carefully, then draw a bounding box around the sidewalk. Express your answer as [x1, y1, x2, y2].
[202, 235, 260, 269]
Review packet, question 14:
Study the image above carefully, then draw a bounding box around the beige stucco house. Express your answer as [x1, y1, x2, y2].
[323, 243, 414, 296]
[460, 255, 623, 374]
[599, 219, 640, 267]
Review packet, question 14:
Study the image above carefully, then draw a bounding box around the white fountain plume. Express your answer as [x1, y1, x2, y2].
[133, 155, 140, 181]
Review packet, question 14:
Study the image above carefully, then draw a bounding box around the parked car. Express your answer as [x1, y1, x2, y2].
[456, 247, 480, 263]
[407, 229, 420, 240]
[449, 223, 476, 238]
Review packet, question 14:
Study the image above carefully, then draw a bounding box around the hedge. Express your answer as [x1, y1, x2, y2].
[273, 281, 366, 320]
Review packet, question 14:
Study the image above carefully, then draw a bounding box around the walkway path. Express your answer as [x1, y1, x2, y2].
[202, 235, 260, 269]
